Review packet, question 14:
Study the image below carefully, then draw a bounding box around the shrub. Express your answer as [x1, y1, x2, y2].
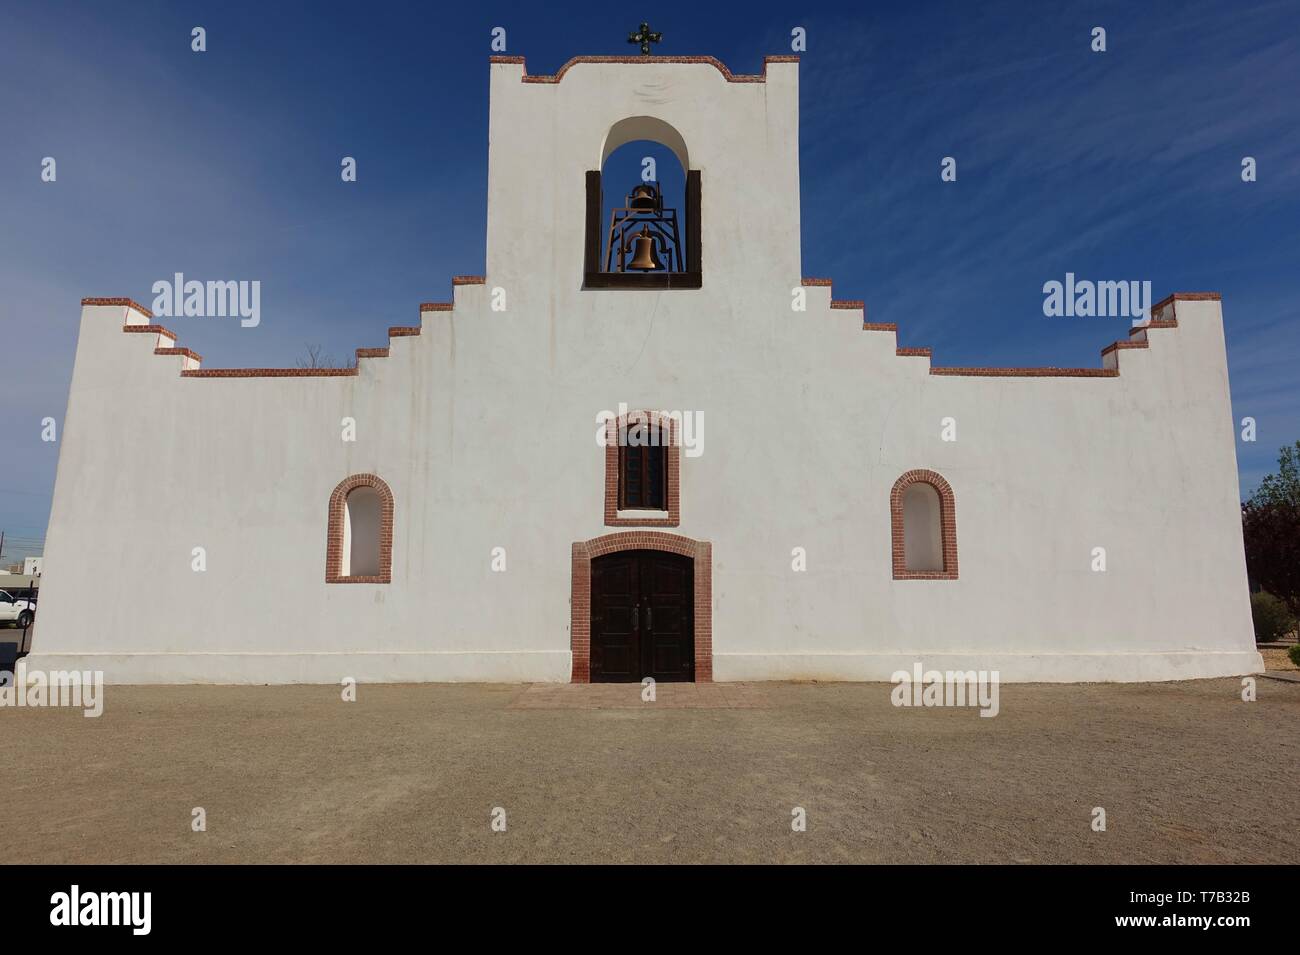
[1242, 442, 1300, 622]
[1251, 592, 1293, 643]
[1289, 644, 1300, 668]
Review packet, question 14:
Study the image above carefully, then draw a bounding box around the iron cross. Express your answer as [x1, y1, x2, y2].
[627, 22, 662, 56]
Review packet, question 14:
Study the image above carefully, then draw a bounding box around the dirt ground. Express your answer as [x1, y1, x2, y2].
[1, 678, 1297, 864]
[1260, 647, 1298, 671]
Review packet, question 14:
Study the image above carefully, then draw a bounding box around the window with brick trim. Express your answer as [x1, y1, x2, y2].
[890, 470, 958, 580]
[326, 474, 394, 583]
[604, 412, 680, 527]
[619, 419, 667, 510]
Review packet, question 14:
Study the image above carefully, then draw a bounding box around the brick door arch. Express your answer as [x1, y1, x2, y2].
[571, 531, 712, 682]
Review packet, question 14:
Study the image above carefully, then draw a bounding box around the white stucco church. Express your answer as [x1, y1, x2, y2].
[30, 53, 1264, 685]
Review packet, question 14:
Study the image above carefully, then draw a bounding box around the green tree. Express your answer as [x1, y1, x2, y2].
[1242, 441, 1300, 624]
[1252, 441, 1300, 508]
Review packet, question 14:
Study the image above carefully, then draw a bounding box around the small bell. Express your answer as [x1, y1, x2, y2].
[627, 226, 663, 271]
[629, 183, 660, 211]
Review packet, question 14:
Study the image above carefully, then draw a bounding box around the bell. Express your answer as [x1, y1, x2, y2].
[630, 183, 659, 210]
[627, 227, 663, 271]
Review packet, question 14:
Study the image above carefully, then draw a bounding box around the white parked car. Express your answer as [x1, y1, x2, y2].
[0, 591, 35, 629]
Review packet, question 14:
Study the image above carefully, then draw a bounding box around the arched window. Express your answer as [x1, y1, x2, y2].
[326, 474, 394, 583]
[890, 470, 958, 579]
[585, 116, 700, 289]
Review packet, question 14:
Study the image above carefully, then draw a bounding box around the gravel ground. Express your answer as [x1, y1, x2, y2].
[1, 678, 1297, 864]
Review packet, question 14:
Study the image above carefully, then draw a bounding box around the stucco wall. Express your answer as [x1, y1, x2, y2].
[28, 58, 1261, 683]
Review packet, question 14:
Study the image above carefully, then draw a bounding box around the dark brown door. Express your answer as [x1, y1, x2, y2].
[591, 550, 694, 683]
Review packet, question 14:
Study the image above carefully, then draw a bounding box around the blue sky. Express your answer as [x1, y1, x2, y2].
[1, 0, 1297, 564]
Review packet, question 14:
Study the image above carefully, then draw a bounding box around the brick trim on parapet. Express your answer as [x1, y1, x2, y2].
[801, 285, 1212, 377]
[930, 367, 1118, 378]
[1153, 291, 1219, 310]
[83, 297, 152, 319]
[1100, 340, 1148, 358]
[891, 469, 958, 580]
[570, 532, 712, 683]
[1134, 319, 1178, 333]
[123, 324, 177, 341]
[325, 473, 394, 584]
[88, 278, 484, 377]
[92, 289, 1214, 380]
[928, 294, 1204, 376]
[183, 368, 358, 378]
[603, 411, 681, 527]
[801, 278, 870, 319]
[497, 54, 798, 85]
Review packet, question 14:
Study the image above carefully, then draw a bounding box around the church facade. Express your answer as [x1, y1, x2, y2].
[30, 55, 1263, 685]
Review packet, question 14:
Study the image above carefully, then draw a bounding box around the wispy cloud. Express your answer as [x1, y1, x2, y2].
[0, 0, 1296, 541]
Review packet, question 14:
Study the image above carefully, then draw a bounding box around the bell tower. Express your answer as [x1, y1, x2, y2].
[484, 53, 802, 297]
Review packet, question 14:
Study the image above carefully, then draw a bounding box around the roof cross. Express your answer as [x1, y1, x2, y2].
[627, 22, 662, 56]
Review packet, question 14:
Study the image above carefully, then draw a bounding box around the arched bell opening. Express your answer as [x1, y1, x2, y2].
[600, 116, 689, 172]
[601, 140, 686, 274]
[584, 117, 701, 290]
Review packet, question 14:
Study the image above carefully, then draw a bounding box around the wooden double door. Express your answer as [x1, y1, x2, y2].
[590, 550, 694, 682]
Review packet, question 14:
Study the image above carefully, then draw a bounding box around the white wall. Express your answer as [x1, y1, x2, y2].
[28, 59, 1261, 683]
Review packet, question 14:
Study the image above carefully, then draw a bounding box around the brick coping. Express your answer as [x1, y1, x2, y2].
[84, 292, 1216, 380]
[803, 286, 1213, 378]
[493, 54, 798, 84]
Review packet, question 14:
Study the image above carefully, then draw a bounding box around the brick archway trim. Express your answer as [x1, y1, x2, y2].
[326, 473, 394, 583]
[890, 469, 958, 580]
[571, 531, 712, 683]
